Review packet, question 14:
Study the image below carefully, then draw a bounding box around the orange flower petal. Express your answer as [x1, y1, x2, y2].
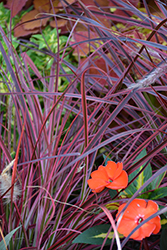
[106, 170, 128, 189]
[114, 162, 124, 179]
[117, 203, 139, 222]
[98, 165, 105, 171]
[132, 223, 156, 241]
[140, 222, 156, 239]
[87, 178, 106, 193]
[105, 161, 118, 179]
[118, 199, 159, 221]
[130, 228, 142, 240]
[142, 200, 159, 218]
[117, 217, 140, 239]
[120, 199, 147, 219]
[105, 161, 124, 180]
[147, 200, 159, 210]
[91, 167, 108, 181]
[152, 216, 161, 234]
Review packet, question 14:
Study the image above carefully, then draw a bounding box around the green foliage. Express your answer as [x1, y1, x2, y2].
[0, 3, 18, 92]
[104, 149, 166, 201]
[160, 228, 167, 250]
[0, 226, 21, 250]
[0, 3, 34, 92]
[151, 172, 166, 190]
[148, 187, 167, 200]
[0, 2, 72, 92]
[108, 189, 117, 199]
[0, 3, 17, 31]
[26, 26, 71, 77]
[123, 148, 166, 199]
[73, 224, 123, 245]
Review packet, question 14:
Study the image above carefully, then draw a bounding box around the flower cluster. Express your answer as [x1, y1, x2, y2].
[87, 161, 161, 240]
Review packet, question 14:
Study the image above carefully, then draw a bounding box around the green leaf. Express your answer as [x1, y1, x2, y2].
[159, 205, 167, 219]
[148, 187, 167, 200]
[160, 228, 167, 250]
[151, 172, 166, 189]
[161, 219, 167, 228]
[31, 34, 43, 40]
[39, 43, 46, 50]
[135, 149, 152, 192]
[122, 180, 138, 197]
[108, 189, 117, 199]
[123, 148, 152, 197]
[0, 225, 21, 249]
[103, 154, 111, 166]
[72, 224, 123, 245]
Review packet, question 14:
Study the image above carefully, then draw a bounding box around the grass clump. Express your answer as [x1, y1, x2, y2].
[0, 1, 167, 250]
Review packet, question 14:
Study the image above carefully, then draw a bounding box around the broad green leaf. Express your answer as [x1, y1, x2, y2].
[39, 43, 46, 50]
[148, 187, 167, 200]
[31, 34, 42, 39]
[159, 205, 167, 219]
[123, 148, 152, 197]
[121, 185, 136, 197]
[151, 172, 166, 189]
[160, 228, 167, 250]
[0, 225, 21, 249]
[108, 189, 117, 199]
[72, 224, 123, 245]
[135, 148, 152, 192]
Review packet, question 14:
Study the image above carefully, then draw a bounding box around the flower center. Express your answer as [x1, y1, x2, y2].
[137, 217, 143, 224]
[109, 178, 113, 183]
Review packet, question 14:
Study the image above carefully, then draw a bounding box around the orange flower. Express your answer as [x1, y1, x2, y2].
[116, 199, 161, 240]
[87, 161, 128, 193]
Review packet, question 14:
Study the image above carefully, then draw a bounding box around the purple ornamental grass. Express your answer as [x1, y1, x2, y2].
[0, 0, 167, 249]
